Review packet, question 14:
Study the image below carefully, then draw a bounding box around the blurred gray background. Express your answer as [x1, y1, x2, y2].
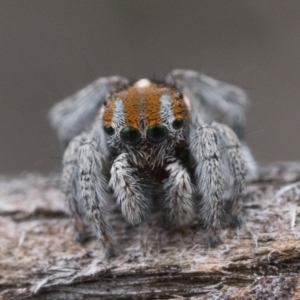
[1, 0, 300, 174]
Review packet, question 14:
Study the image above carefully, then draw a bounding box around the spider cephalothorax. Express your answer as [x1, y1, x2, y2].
[49, 69, 257, 257]
[102, 79, 189, 169]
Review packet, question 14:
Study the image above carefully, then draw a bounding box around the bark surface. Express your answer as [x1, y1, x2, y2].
[1, 163, 300, 300]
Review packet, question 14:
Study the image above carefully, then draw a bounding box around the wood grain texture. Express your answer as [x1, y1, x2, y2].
[1, 163, 300, 300]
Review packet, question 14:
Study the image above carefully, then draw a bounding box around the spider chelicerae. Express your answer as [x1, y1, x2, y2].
[49, 69, 257, 257]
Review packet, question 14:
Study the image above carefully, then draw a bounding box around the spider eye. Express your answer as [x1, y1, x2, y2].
[103, 125, 115, 136]
[146, 124, 169, 144]
[120, 126, 141, 146]
[172, 118, 184, 130]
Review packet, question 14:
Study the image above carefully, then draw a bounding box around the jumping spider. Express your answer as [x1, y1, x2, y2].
[49, 69, 257, 257]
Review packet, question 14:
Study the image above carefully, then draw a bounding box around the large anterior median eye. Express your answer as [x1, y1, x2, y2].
[120, 126, 141, 146]
[146, 124, 169, 144]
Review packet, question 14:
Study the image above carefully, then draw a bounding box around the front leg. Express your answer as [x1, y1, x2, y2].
[189, 122, 225, 247]
[163, 157, 194, 226]
[109, 153, 152, 225]
[62, 138, 89, 243]
[77, 133, 113, 258]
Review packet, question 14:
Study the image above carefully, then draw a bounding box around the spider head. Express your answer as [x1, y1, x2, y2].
[101, 79, 189, 162]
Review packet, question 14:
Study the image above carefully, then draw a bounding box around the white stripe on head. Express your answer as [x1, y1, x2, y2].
[112, 98, 125, 127]
[159, 94, 173, 123]
[183, 95, 191, 113]
[99, 105, 106, 125]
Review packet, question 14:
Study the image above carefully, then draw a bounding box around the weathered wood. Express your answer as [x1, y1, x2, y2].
[1, 163, 300, 300]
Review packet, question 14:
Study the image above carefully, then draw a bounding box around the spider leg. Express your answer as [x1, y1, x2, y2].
[166, 69, 248, 140]
[109, 153, 152, 225]
[212, 122, 246, 228]
[76, 130, 114, 258]
[163, 157, 194, 226]
[62, 138, 89, 243]
[62, 124, 112, 257]
[189, 121, 226, 247]
[49, 76, 128, 148]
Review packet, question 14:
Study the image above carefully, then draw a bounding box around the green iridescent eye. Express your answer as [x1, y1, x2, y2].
[103, 125, 115, 136]
[172, 118, 184, 130]
[120, 126, 141, 146]
[146, 124, 169, 144]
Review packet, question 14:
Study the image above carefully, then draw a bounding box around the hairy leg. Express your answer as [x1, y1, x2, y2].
[189, 121, 225, 246]
[166, 69, 248, 140]
[213, 122, 246, 227]
[163, 157, 194, 226]
[62, 138, 88, 243]
[76, 130, 113, 258]
[49, 76, 128, 148]
[109, 153, 152, 225]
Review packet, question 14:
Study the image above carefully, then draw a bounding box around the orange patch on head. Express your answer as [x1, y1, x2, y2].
[143, 86, 163, 127]
[170, 94, 189, 122]
[102, 81, 189, 130]
[118, 87, 141, 128]
[109, 83, 165, 129]
[102, 99, 115, 126]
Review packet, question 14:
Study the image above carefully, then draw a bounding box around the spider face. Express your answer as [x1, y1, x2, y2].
[101, 79, 189, 166]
